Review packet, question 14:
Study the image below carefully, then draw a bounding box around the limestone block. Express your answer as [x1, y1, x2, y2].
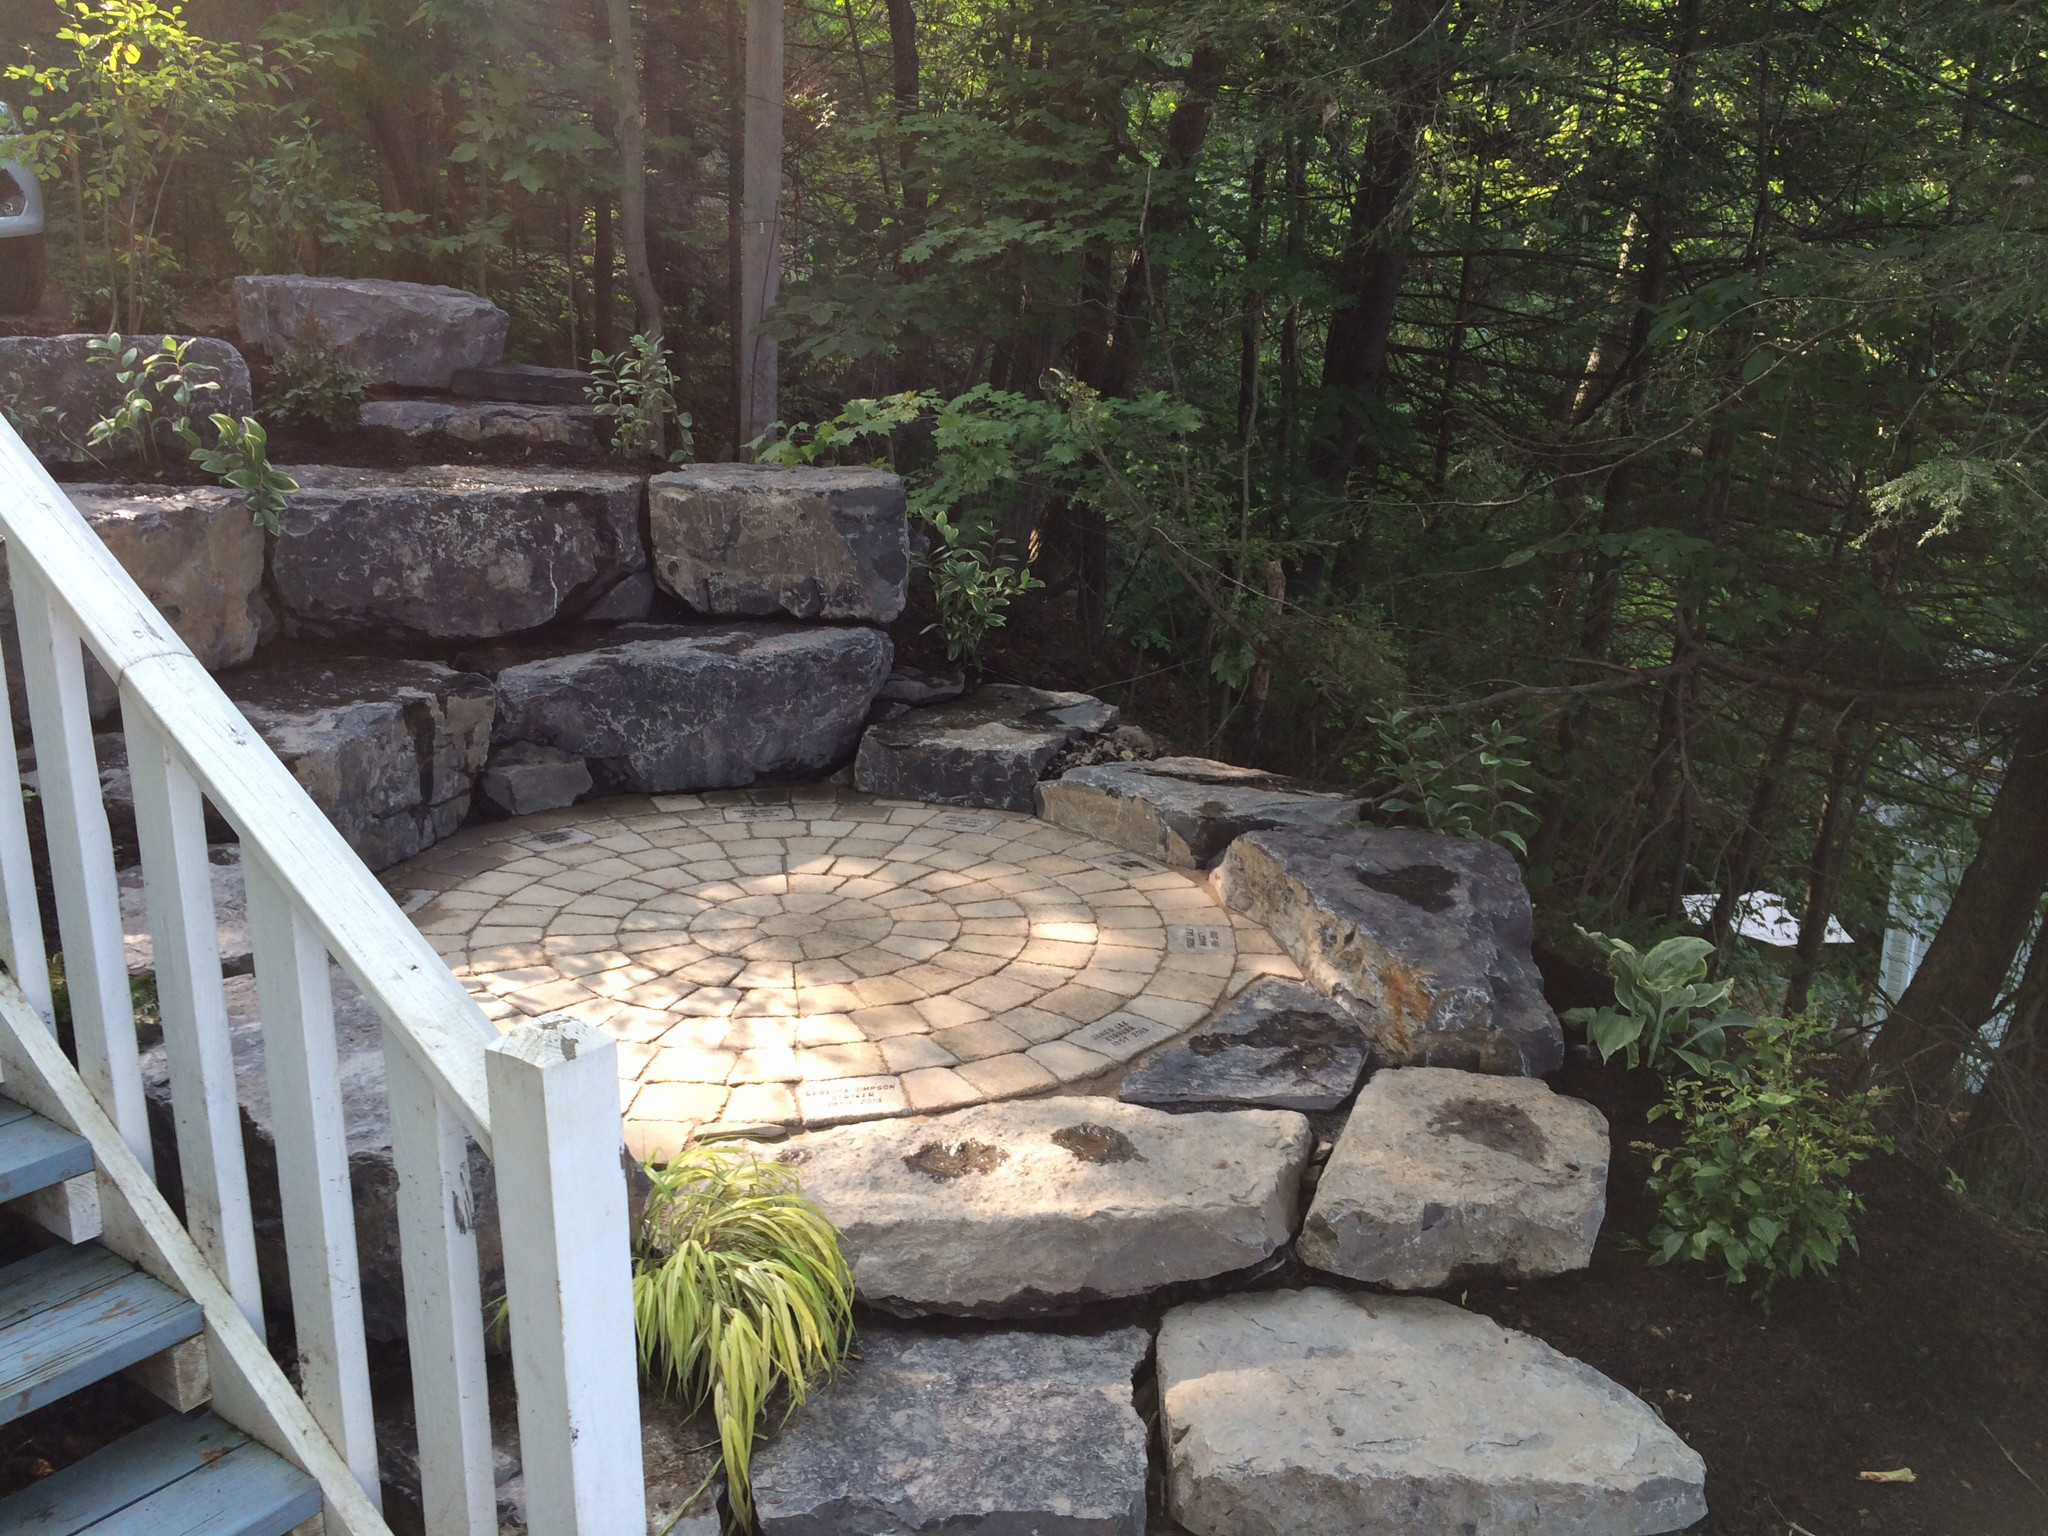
[1215, 825, 1564, 1074]
[0, 334, 253, 463]
[649, 464, 909, 622]
[1300, 1065, 1608, 1287]
[479, 741, 592, 816]
[1157, 1290, 1706, 1536]
[356, 398, 600, 451]
[485, 623, 891, 794]
[1118, 977, 1369, 1113]
[753, 1328, 1150, 1536]
[1038, 756, 1362, 869]
[222, 656, 494, 870]
[775, 1096, 1310, 1313]
[854, 685, 1117, 812]
[271, 465, 645, 642]
[449, 362, 594, 404]
[232, 275, 507, 388]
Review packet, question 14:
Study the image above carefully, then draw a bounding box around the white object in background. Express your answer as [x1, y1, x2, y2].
[1681, 891, 1853, 948]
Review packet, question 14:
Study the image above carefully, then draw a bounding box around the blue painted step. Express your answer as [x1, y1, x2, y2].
[0, 1407, 320, 1534]
[0, 1243, 203, 1424]
[0, 1098, 93, 1204]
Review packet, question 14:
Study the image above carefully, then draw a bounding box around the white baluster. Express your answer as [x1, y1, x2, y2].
[388, 1041, 496, 1536]
[0, 600, 50, 1022]
[244, 851, 381, 1510]
[123, 705, 263, 1331]
[486, 1016, 644, 1535]
[11, 564, 148, 1169]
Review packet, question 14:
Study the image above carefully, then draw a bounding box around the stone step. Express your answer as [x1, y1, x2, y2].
[751, 1327, 1150, 1536]
[271, 465, 645, 642]
[450, 362, 594, 404]
[1215, 824, 1565, 1075]
[775, 1095, 1311, 1314]
[233, 275, 506, 389]
[650, 464, 909, 622]
[1117, 976, 1369, 1113]
[1299, 1065, 1609, 1288]
[0, 334, 253, 464]
[854, 685, 1118, 812]
[357, 398, 600, 451]
[1157, 1289, 1706, 1536]
[1037, 755, 1364, 869]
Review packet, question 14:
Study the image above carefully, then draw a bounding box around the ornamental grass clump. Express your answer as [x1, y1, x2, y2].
[633, 1142, 854, 1524]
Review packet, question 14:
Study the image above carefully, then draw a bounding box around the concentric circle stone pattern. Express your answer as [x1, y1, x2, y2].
[387, 785, 1303, 1156]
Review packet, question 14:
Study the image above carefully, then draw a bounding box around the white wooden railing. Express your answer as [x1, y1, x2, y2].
[0, 417, 646, 1536]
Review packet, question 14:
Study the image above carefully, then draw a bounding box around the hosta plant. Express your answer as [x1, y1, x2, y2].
[633, 1141, 854, 1524]
[1564, 930, 1743, 1076]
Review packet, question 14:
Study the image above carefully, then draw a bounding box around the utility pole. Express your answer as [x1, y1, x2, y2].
[738, 0, 783, 448]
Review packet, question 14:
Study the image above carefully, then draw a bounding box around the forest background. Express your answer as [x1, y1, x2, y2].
[2, 0, 2046, 1220]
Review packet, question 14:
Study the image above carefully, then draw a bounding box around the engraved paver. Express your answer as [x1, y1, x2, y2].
[389, 786, 1301, 1136]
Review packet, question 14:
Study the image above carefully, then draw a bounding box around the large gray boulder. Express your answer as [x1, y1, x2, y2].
[752, 1328, 1150, 1536]
[485, 623, 891, 794]
[356, 399, 600, 452]
[120, 845, 249, 978]
[0, 334, 253, 463]
[222, 656, 494, 871]
[1118, 978, 1369, 1113]
[777, 1096, 1311, 1314]
[449, 363, 594, 405]
[2, 482, 272, 721]
[137, 966, 502, 1345]
[1300, 1066, 1608, 1287]
[1156, 1290, 1707, 1536]
[1215, 825, 1564, 1075]
[1038, 756, 1362, 869]
[231, 276, 507, 388]
[270, 466, 644, 643]
[649, 464, 909, 622]
[854, 685, 1117, 812]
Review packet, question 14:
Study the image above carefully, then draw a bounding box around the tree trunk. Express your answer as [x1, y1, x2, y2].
[605, 0, 667, 453]
[738, 0, 785, 445]
[1709, 696, 1803, 950]
[1784, 714, 1878, 1015]
[884, 0, 923, 217]
[593, 195, 619, 356]
[1868, 713, 2048, 1111]
[1951, 907, 2048, 1212]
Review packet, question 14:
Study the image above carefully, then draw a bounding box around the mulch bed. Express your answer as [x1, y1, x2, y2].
[1459, 1048, 2048, 1535]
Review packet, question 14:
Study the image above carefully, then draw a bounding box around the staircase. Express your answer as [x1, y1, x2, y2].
[0, 399, 646, 1531]
[0, 1094, 318, 1533]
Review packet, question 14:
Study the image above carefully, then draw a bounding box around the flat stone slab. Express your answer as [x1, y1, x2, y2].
[0, 334, 253, 463]
[223, 656, 494, 870]
[753, 1328, 1149, 1536]
[856, 685, 1119, 812]
[1157, 1290, 1707, 1536]
[121, 846, 248, 977]
[232, 275, 507, 388]
[1119, 978, 1368, 1112]
[650, 464, 909, 622]
[481, 623, 891, 794]
[479, 741, 592, 816]
[272, 465, 644, 642]
[1216, 825, 1564, 1075]
[774, 1096, 1310, 1312]
[450, 362, 594, 404]
[357, 398, 599, 451]
[1300, 1066, 1608, 1287]
[1038, 756, 1362, 869]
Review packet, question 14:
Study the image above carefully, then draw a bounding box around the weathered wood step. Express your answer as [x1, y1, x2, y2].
[0, 1097, 93, 1203]
[0, 1242, 203, 1423]
[0, 1406, 320, 1534]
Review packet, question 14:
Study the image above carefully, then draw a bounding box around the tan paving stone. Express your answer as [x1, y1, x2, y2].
[1036, 983, 1123, 1024]
[795, 1042, 887, 1080]
[952, 975, 1045, 1013]
[994, 1006, 1078, 1045]
[932, 1017, 1027, 1061]
[849, 1004, 930, 1038]
[718, 1082, 800, 1125]
[1027, 1039, 1115, 1084]
[899, 1067, 981, 1113]
[955, 1052, 1058, 1099]
[916, 994, 993, 1031]
[880, 1035, 958, 1073]
[643, 1047, 738, 1084]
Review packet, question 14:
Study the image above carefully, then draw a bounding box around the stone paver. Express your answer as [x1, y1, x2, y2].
[386, 787, 1300, 1141]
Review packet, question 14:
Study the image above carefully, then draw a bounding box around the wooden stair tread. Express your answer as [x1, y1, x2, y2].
[0, 1097, 93, 1205]
[0, 1408, 320, 1535]
[0, 1242, 202, 1424]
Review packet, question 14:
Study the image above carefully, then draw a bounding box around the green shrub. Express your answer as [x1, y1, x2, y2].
[1645, 1014, 1890, 1302]
[177, 414, 296, 533]
[267, 346, 368, 431]
[1565, 930, 1741, 1075]
[1355, 709, 1539, 854]
[589, 332, 691, 461]
[633, 1142, 854, 1524]
[85, 332, 220, 468]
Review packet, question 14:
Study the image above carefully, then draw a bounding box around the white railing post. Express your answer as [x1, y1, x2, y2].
[244, 850, 382, 1515]
[0, 622, 50, 1023]
[124, 705, 265, 1331]
[11, 563, 149, 1169]
[486, 1016, 644, 1536]
[387, 1042, 496, 1536]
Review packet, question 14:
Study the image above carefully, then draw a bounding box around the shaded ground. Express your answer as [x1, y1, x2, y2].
[1459, 1048, 2048, 1536]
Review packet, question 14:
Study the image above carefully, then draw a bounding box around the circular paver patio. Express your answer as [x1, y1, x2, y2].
[387, 785, 1302, 1155]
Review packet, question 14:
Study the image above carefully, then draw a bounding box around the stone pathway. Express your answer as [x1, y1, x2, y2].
[386, 785, 1300, 1154]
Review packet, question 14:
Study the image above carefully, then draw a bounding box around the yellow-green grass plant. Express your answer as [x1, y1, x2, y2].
[633, 1141, 855, 1525]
